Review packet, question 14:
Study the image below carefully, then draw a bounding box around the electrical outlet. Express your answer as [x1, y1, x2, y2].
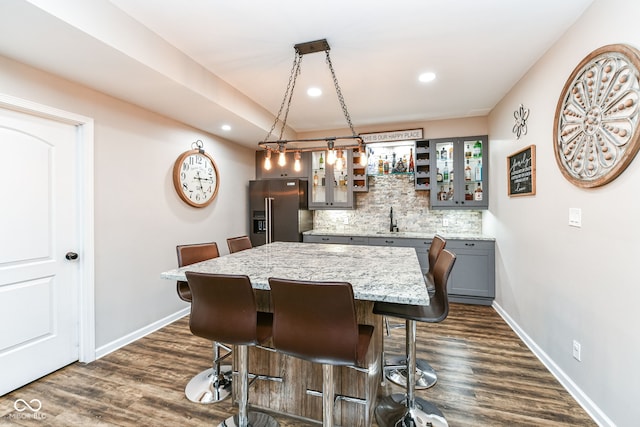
[572, 340, 582, 361]
[442, 218, 449, 227]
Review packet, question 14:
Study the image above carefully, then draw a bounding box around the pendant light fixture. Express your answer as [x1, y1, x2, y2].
[258, 39, 364, 168]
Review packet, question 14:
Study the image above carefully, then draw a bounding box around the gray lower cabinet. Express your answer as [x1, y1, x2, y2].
[303, 234, 495, 305]
[445, 239, 495, 305]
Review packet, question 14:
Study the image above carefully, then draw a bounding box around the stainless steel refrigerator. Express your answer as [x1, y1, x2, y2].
[249, 179, 313, 247]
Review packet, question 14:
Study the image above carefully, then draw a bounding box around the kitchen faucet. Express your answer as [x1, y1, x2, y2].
[390, 207, 398, 232]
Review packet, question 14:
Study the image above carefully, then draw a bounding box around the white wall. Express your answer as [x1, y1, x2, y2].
[485, 0, 640, 425]
[0, 55, 255, 350]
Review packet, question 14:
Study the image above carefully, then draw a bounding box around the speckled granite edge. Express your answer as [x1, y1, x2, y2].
[303, 229, 495, 241]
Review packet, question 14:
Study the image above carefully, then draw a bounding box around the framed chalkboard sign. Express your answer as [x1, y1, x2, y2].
[507, 145, 536, 197]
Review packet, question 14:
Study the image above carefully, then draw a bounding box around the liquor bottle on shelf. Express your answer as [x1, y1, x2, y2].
[438, 186, 446, 201]
[465, 184, 473, 200]
[378, 157, 384, 175]
[447, 187, 454, 200]
[465, 144, 472, 159]
[465, 159, 472, 181]
[473, 140, 482, 158]
[450, 168, 454, 182]
[319, 153, 324, 169]
[474, 183, 483, 200]
[440, 147, 447, 160]
[383, 156, 390, 174]
[475, 160, 482, 181]
[313, 172, 318, 186]
[443, 162, 449, 182]
[436, 168, 443, 182]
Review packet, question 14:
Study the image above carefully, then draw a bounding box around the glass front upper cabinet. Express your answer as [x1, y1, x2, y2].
[309, 150, 353, 209]
[431, 135, 488, 209]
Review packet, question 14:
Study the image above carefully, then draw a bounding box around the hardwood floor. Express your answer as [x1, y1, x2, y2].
[0, 304, 595, 426]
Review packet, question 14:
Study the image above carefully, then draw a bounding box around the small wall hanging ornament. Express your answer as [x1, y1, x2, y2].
[553, 44, 640, 188]
[512, 104, 529, 139]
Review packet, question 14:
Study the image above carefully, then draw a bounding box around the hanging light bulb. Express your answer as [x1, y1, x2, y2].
[294, 151, 302, 172]
[264, 150, 272, 170]
[335, 150, 344, 171]
[359, 146, 368, 166]
[326, 140, 336, 165]
[278, 143, 286, 167]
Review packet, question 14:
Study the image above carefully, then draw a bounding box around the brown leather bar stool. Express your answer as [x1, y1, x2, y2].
[227, 235, 253, 253]
[176, 242, 233, 404]
[374, 249, 456, 427]
[268, 277, 374, 427]
[186, 272, 279, 427]
[383, 234, 446, 390]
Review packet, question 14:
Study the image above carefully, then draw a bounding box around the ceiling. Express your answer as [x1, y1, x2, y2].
[0, 0, 594, 149]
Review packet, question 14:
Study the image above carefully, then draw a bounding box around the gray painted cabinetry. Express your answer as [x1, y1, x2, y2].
[303, 233, 495, 305]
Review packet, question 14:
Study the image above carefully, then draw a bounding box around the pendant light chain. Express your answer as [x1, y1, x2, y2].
[264, 52, 303, 142]
[325, 49, 358, 138]
[258, 39, 362, 157]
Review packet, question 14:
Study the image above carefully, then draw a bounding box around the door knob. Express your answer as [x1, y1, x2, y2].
[65, 252, 79, 260]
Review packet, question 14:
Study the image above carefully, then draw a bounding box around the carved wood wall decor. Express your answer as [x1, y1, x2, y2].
[553, 44, 640, 188]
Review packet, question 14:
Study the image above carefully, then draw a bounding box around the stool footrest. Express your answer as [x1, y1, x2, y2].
[305, 389, 366, 406]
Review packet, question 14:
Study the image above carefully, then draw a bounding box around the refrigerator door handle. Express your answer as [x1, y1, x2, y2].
[265, 197, 274, 244]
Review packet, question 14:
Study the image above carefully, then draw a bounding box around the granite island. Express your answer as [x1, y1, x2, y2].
[303, 230, 496, 305]
[161, 241, 429, 426]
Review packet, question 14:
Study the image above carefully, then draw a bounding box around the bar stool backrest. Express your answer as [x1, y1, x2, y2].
[428, 235, 446, 277]
[186, 272, 260, 345]
[427, 249, 457, 323]
[269, 278, 360, 366]
[227, 235, 253, 253]
[175, 242, 220, 302]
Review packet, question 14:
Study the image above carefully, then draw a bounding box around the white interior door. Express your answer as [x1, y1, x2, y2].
[0, 106, 80, 395]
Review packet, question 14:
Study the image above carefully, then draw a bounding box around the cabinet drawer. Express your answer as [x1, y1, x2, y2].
[446, 239, 494, 252]
[367, 237, 416, 247]
[348, 236, 369, 245]
[303, 235, 350, 244]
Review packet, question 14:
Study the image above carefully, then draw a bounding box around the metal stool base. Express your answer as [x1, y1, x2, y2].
[185, 365, 232, 404]
[219, 411, 280, 427]
[385, 355, 437, 389]
[375, 394, 448, 427]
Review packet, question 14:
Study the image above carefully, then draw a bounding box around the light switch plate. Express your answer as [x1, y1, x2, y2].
[569, 208, 582, 227]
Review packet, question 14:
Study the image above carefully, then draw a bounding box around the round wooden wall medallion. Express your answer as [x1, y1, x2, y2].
[553, 44, 640, 188]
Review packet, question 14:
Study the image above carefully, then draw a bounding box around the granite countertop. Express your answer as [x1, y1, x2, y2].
[303, 229, 495, 241]
[161, 241, 429, 305]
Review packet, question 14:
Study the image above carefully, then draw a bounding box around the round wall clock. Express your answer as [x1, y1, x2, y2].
[554, 43, 640, 188]
[172, 142, 220, 208]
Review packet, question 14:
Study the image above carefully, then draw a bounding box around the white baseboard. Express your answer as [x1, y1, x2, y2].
[94, 307, 190, 360]
[492, 301, 615, 427]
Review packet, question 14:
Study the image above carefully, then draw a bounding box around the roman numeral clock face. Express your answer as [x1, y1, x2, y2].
[172, 149, 220, 207]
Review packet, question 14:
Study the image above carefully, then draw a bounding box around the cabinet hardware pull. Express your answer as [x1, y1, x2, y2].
[465, 243, 475, 246]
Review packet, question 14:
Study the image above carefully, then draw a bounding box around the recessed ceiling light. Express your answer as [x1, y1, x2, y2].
[307, 87, 322, 97]
[418, 72, 436, 83]
[221, 124, 231, 131]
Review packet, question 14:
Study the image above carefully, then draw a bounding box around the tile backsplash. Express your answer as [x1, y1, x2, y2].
[312, 174, 482, 234]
